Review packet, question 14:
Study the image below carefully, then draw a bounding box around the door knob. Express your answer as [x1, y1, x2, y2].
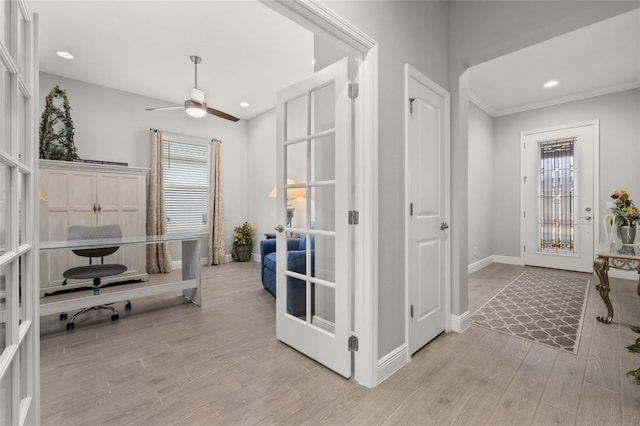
[275, 224, 284, 233]
[585, 216, 592, 221]
[440, 222, 449, 230]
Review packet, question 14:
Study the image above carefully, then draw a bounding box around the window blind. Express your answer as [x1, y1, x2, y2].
[162, 138, 211, 233]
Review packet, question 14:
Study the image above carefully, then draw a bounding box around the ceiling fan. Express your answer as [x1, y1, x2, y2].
[146, 55, 239, 122]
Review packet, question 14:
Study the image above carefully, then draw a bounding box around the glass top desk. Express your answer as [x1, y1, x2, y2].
[39, 234, 201, 317]
[593, 242, 640, 324]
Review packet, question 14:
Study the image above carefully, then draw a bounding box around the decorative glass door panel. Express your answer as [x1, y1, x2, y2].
[276, 58, 351, 378]
[537, 138, 577, 255]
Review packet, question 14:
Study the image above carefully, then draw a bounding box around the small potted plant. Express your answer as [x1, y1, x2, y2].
[233, 221, 256, 262]
[610, 189, 640, 244]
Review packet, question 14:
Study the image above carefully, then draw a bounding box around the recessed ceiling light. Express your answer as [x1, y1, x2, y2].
[56, 51, 74, 59]
[240, 102, 250, 108]
[543, 80, 559, 88]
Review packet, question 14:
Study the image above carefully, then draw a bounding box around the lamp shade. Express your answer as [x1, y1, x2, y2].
[269, 179, 305, 199]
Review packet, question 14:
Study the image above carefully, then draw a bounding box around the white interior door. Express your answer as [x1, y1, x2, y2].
[406, 65, 449, 355]
[0, 1, 39, 423]
[275, 57, 352, 378]
[522, 121, 598, 273]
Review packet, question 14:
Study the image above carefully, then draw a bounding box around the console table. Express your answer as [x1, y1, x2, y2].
[593, 242, 640, 324]
[39, 234, 201, 317]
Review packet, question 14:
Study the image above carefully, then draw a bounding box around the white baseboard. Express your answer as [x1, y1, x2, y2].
[492, 255, 524, 266]
[224, 253, 233, 263]
[252, 252, 261, 263]
[468, 256, 493, 274]
[377, 344, 408, 385]
[451, 310, 471, 333]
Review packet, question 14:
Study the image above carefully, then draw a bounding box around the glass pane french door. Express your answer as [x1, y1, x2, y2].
[275, 57, 352, 378]
[0, 0, 39, 424]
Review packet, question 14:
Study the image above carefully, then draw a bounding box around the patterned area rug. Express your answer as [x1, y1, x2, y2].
[471, 270, 590, 354]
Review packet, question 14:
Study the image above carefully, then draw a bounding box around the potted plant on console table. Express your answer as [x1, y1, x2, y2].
[233, 221, 256, 262]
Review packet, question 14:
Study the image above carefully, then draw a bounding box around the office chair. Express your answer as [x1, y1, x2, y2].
[60, 224, 130, 330]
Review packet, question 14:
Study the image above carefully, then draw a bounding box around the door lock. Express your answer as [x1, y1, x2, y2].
[275, 224, 284, 233]
[440, 222, 449, 231]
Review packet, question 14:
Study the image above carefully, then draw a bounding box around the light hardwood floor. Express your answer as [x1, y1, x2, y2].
[40, 261, 640, 425]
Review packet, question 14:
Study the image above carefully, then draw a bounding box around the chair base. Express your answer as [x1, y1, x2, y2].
[61, 300, 132, 330]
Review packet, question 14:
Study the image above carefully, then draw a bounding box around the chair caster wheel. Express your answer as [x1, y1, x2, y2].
[111, 314, 119, 321]
[59, 313, 68, 321]
[125, 303, 131, 311]
[66, 322, 74, 330]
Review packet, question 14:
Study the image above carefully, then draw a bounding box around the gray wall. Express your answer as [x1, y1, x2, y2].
[493, 88, 640, 257]
[448, 1, 638, 317]
[39, 72, 250, 261]
[319, 0, 450, 359]
[468, 101, 494, 265]
[324, 0, 637, 362]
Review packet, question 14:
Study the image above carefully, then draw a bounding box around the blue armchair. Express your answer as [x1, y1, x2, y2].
[260, 235, 314, 317]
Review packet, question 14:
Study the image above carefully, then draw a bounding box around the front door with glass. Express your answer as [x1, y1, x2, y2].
[523, 121, 598, 273]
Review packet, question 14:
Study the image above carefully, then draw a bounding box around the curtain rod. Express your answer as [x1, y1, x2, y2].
[149, 128, 221, 144]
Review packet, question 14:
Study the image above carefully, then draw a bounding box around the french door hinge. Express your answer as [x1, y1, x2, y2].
[348, 210, 359, 225]
[410, 202, 414, 216]
[524, 245, 526, 253]
[348, 335, 359, 351]
[410, 304, 414, 318]
[409, 97, 416, 115]
[523, 211, 526, 218]
[349, 83, 359, 99]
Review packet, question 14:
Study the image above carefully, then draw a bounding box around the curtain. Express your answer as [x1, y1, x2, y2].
[146, 130, 172, 273]
[208, 140, 225, 265]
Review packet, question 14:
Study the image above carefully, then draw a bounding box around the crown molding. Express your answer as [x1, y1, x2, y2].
[495, 81, 640, 117]
[468, 89, 497, 117]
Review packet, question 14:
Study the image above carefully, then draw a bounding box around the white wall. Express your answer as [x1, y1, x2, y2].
[247, 108, 277, 255]
[319, 0, 450, 360]
[39, 72, 250, 261]
[468, 101, 494, 266]
[493, 88, 640, 257]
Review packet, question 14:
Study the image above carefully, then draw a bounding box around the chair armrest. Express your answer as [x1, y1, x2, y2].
[260, 239, 277, 260]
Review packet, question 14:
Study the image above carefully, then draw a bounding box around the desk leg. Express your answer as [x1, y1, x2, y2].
[182, 239, 202, 306]
[594, 256, 612, 324]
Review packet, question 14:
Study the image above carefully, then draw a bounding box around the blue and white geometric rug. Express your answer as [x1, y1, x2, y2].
[471, 270, 590, 354]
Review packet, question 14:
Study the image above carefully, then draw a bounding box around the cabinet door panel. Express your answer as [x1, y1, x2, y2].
[97, 173, 120, 212]
[69, 172, 96, 214]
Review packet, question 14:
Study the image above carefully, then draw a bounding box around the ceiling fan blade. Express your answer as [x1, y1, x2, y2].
[206, 107, 239, 122]
[146, 105, 183, 111]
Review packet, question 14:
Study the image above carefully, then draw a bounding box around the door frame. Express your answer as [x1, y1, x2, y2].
[519, 120, 600, 266]
[403, 64, 451, 359]
[259, 0, 379, 387]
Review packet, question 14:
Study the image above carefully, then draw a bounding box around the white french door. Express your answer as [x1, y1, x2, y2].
[522, 121, 598, 273]
[0, 0, 40, 424]
[275, 57, 352, 378]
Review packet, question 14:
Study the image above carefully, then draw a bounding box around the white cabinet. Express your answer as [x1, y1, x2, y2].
[39, 160, 149, 295]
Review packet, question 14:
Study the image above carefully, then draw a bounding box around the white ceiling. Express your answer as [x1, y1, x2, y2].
[469, 8, 640, 117]
[27, 0, 315, 121]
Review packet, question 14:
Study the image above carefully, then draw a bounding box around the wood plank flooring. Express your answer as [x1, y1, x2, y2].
[40, 262, 640, 425]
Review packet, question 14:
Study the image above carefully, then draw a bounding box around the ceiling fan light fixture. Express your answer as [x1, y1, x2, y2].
[185, 100, 207, 118]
